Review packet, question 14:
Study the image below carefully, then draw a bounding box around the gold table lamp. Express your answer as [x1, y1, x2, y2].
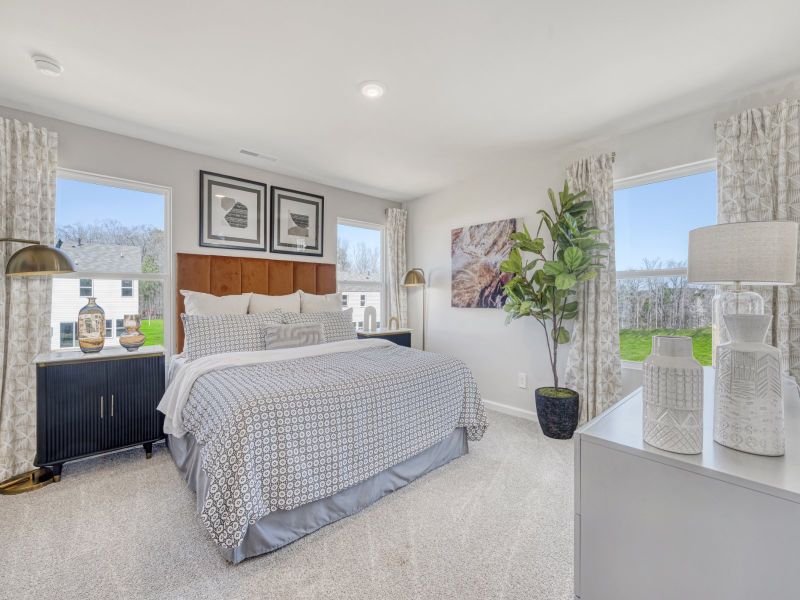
[0, 238, 74, 494]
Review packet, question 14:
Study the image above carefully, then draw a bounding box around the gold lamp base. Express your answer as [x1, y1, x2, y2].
[0, 467, 55, 495]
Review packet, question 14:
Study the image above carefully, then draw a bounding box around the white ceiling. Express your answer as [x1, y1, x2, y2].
[2, 1, 800, 200]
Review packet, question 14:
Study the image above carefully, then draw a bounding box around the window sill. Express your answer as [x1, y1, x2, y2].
[622, 360, 643, 371]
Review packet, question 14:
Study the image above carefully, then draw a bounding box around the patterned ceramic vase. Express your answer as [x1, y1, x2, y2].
[642, 336, 703, 454]
[119, 314, 146, 351]
[77, 297, 105, 354]
[714, 314, 784, 456]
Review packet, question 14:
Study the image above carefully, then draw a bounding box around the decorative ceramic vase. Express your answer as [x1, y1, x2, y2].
[363, 306, 377, 332]
[77, 297, 105, 354]
[535, 387, 580, 439]
[714, 314, 784, 456]
[119, 314, 146, 351]
[642, 336, 703, 454]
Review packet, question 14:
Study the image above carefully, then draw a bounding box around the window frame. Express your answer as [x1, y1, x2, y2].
[614, 158, 716, 370]
[79, 278, 93, 297]
[336, 217, 387, 324]
[54, 169, 174, 355]
[121, 279, 134, 297]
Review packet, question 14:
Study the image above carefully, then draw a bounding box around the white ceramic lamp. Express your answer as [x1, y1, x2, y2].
[688, 221, 799, 351]
[688, 221, 798, 457]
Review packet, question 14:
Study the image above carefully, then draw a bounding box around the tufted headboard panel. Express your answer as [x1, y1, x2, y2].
[175, 252, 336, 352]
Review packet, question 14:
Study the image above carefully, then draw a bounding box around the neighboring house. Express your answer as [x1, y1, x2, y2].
[50, 241, 142, 350]
[337, 270, 382, 328]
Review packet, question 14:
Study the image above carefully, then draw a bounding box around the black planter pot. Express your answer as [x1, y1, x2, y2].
[535, 387, 580, 439]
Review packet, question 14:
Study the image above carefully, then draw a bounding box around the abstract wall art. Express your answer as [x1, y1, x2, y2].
[199, 170, 267, 251]
[270, 186, 324, 257]
[451, 218, 518, 308]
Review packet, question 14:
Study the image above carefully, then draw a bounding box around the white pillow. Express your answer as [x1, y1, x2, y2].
[300, 290, 343, 313]
[283, 308, 356, 342]
[180, 290, 252, 316]
[182, 312, 284, 360]
[249, 291, 301, 314]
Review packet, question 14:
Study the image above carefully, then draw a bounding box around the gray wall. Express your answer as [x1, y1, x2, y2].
[0, 105, 400, 265]
[407, 75, 800, 417]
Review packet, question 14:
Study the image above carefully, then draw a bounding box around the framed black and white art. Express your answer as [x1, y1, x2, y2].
[270, 186, 324, 257]
[199, 170, 267, 251]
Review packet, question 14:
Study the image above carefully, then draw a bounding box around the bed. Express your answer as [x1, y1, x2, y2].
[161, 253, 487, 563]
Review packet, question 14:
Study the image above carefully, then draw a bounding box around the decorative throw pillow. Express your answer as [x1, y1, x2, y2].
[264, 323, 326, 350]
[182, 311, 284, 360]
[181, 289, 252, 316]
[249, 291, 301, 314]
[283, 308, 356, 342]
[299, 290, 343, 313]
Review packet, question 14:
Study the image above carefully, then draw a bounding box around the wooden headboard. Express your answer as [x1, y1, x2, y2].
[176, 252, 336, 352]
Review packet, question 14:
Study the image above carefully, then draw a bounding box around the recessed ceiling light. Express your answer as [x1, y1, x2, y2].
[32, 54, 64, 77]
[359, 81, 386, 99]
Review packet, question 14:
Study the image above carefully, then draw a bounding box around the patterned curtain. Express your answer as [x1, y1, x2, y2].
[564, 153, 623, 423]
[385, 207, 408, 327]
[716, 98, 800, 380]
[0, 119, 57, 481]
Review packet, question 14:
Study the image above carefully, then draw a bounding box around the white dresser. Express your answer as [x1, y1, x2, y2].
[574, 368, 800, 600]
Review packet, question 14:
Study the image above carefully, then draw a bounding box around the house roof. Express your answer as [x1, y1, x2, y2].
[59, 241, 142, 273]
[337, 270, 382, 293]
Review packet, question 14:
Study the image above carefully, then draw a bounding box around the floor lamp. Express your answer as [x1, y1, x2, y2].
[402, 268, 426, 350]
[0, 238, 75, 495]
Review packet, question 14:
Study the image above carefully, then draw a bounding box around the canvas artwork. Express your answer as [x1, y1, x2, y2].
[451, 218, 518, 308]
[199, 171, 267, 251]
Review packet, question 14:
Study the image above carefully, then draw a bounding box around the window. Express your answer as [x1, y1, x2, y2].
[59, 322, 76, 348]
[116, 319, 125, 336]
[52, 171, 171, 352]
[614, 162, 716, 366]
[336, 219, 384, 327]
[79, 278, 93, 297]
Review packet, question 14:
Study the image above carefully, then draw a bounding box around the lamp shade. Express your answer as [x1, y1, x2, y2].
[688, 221, 798, 285]
[402, 268, 426, 286]
[5, 244, 75, 276]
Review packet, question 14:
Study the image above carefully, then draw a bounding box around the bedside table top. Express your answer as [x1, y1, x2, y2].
[357, 328, 412, 337]
[35, 345, 166, 365]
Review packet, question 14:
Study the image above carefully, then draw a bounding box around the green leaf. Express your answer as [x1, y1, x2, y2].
[563, 246, 583, 270]
[542, 261, 565, 276]
[551, 326, 570, 344]
[555, 272, 577, 290]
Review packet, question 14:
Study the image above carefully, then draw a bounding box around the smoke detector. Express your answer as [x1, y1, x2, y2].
[32, 55, 64, 77]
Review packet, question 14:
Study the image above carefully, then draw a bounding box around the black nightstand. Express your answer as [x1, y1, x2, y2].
[34, 346, 166, 481]
[356, 328, 413, 347]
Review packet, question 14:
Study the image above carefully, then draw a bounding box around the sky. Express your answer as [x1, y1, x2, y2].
[614, 170, 716, 271]
[56, 178, 165, 229]
[338, 223, 381, 252]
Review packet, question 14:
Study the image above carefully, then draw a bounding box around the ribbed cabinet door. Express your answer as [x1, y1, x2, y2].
[38, 362, 108, 464]
[105, 356, 165, 449]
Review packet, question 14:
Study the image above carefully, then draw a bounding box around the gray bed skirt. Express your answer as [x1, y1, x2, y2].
[169, 428, 469, 563]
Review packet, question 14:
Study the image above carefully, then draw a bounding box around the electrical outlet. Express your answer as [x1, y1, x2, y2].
[517, 372, 527, 389]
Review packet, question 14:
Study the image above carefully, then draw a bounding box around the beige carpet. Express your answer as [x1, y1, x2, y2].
[0, 411, 574, 600]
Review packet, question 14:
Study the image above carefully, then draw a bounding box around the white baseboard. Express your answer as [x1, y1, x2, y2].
[481, 398, 538, 422]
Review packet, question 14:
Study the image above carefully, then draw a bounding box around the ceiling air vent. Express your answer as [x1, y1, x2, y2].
[239, 148, 278, 161]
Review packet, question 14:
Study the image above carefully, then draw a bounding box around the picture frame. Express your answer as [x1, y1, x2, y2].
[270, 186, 324, 257]
[199, 170, 267, 251]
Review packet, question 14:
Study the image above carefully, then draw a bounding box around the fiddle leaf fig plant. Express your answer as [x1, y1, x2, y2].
[500, 180, 609, 392]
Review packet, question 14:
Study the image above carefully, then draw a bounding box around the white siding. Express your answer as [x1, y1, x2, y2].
[342, 291, 382, 328]
[51, 278, 139, 349]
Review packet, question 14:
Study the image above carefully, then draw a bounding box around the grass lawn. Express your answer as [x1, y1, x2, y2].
[619, 326, 712, 366]
[140, 319, 164, 346]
